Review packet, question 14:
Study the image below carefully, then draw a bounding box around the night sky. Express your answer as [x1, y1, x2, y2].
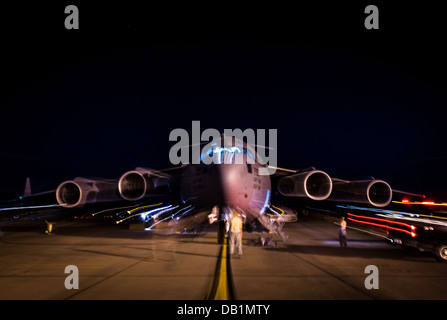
[1, 3, 446, 200]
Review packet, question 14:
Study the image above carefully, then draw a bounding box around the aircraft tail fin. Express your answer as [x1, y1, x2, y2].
[24, 177, 32, 196]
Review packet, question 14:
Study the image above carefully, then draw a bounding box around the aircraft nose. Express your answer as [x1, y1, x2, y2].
[218, 164, 250, 206]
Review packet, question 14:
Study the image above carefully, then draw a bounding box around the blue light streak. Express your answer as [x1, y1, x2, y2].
[0, 204, 61, 211]
[140, 204, 172, 220]
[243, 148, 255, 161]
[260, 189, 271, 215]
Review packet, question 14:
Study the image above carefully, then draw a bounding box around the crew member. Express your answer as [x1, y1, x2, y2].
[339, 216, 347, 248]
[229, 208, 243, 257]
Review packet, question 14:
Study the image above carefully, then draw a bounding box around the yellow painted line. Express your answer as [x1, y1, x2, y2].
[205, 237, 233, 300]
[214, 239, 230, 300]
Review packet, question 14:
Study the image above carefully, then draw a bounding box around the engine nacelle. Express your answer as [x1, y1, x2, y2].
[56, 177, 119, 208]
[278, 170, 333, 201]
[330, 179, 392, 207]
[118, 167, 170, 201]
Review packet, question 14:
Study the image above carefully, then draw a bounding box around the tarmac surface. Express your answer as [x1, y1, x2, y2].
[1, 215, 447, 300]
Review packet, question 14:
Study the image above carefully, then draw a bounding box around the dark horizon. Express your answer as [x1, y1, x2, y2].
[1, 3, 446, 201]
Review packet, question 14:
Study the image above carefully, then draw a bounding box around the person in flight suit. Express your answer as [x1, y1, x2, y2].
[229, 208, 244, 257]
[339, 216, 348, 248]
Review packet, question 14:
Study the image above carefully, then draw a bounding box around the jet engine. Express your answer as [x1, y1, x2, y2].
[278, 170, 333, 201]
[56, 177, 119, 208]
[330, 179, 392, 207]
[118, 167, 170, 201]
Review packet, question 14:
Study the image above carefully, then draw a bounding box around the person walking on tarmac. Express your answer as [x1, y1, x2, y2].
[339, 216, 348, 248]
[229, 208, 243, 258]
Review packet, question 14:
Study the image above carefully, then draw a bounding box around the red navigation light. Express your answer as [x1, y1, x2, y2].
[402, 199, 410, 203]
[410, 225, 416, 231]
[411, 231, 417, 237]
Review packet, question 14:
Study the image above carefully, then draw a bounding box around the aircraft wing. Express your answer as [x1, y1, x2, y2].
[269, 165, 398, 208]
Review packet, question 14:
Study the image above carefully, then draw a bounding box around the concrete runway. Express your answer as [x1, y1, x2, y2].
[1, 215, 446, 300]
